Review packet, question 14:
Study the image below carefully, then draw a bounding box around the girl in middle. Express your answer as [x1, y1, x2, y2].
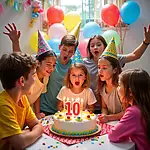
[57, 63, 97, 113]
[97, 37, 123, 123]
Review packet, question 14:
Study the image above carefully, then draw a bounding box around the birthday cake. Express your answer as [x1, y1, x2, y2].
[51, 110, 99, 137]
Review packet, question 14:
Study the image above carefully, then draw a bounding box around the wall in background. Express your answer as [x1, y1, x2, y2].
[0, 0, 150, 91]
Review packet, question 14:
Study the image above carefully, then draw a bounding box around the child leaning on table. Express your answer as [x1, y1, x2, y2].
[57, 63, 97, 113]
[0, 52, 43, 150]
[108, 69, 150, 150]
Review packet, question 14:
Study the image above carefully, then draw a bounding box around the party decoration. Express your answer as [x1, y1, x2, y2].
[22, 0, 31, 11]
[48, 38, 61, 55]
[69, 22, 81, 40]
[72, 48, 83, 64]
[83, 22, 102, 38]
[0, 4, 4, 14]
[64, 11, 81, 32]
[47, 6, 64, 25]
[29, 0, 43, 28]
[102, 30, 120, 47]
[120, 1, 140, 25]
[101, 4, 120, 26]
[78, 39, 89, 58]
[38, 30, 53, 56]
[102, 37, 118, 60]
[30, 31, 49, 52]
[48, 23, 67, 39]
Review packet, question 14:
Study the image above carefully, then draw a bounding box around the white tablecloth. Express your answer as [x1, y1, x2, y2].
[26, 116, 135, 150]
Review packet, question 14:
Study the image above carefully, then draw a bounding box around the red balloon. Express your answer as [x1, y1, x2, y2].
[101, 4, 120, 26]
[47, 6, 64, 25]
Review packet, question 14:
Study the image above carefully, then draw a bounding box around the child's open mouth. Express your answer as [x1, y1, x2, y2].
[94, 51, 99, 55]
[63, 56, 68, 61]
[75, 82, 80, 86]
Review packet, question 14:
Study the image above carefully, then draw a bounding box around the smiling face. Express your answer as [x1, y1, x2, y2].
[59, 45, 76, 64]
[37, 56, 56, 77]
[90, 37, 105, 59]
[69, 67, 86, 88]
[98, 58, 115, 82]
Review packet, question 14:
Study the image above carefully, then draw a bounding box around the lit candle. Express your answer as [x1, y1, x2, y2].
[80, 98, 83, 111]
[63, 97, 66, 110]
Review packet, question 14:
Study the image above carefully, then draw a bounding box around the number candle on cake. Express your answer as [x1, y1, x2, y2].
[66, 97, 80, 116]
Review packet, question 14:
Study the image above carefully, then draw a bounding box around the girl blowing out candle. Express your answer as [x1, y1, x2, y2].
[57, 63, 97, 113]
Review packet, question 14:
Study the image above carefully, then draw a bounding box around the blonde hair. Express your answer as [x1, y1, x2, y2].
[64, 63, 90, 89]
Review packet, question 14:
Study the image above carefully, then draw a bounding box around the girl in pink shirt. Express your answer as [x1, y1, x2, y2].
[108, 69, 150, 150]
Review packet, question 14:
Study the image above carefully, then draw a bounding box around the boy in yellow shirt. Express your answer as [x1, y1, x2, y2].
[0, 52, 43, 150]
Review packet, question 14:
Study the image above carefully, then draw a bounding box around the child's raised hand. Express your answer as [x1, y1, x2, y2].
[144, 24, 150, 44]
[3, 23, 21, 42]
[98, 114, 109, 123]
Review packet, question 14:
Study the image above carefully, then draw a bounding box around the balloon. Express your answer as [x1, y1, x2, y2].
[102, 30, 120, 47]
[48, 23, 67, 40]
[101, 4, 120, 26]
[64, 11, 81, 32]
[48, 38, 61, 55]
[120, 1, 140, 25]
[78, 39, 89, 58]
[29, 31, 49, 52]
[47, 6, 64, 25]
[83, 22, 102, 38]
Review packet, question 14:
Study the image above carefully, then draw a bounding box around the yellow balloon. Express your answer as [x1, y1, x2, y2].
[64, 11, 81, 32]
[29, 31, 49, 52]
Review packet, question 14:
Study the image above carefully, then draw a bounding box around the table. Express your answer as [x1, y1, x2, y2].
[26, 116, 135, 150]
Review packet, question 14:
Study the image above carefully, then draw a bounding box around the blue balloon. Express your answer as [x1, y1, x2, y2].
[83, 22, 102, 38]
[120, 1, 140, 25]
[48, 38, 61, 55]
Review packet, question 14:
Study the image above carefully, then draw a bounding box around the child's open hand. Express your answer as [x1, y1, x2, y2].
[144, 24, 150, 44]
[3, 23, 21, 42]
[98, 114, 109, 123]
[36, 112, 45, 119]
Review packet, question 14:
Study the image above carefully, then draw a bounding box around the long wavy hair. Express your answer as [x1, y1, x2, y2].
[119, 68, 150, 141]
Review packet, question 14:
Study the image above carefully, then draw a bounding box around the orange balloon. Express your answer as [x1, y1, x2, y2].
[47, 6, 64, 25]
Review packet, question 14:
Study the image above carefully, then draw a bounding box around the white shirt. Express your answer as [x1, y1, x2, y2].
[57, 86, 97, 110]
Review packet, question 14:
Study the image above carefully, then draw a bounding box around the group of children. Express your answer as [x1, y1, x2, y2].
[0, 22, 150, 149]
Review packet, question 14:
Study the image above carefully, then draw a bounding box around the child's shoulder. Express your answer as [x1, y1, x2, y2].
[126, 105, 141, 117]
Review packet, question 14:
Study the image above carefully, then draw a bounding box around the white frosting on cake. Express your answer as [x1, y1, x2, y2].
[52, 110, 97, 134]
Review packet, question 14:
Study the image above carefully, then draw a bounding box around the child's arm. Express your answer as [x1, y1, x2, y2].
[124, 25, 150, 63]
[108, 107, 136, 142]
[57, 100, 63, 111]
[7, 118, 43, 150]
[88, 104, 95, 113]
[3, 23, 21, 52]
[99, 111, 124, 123]
[101, 96, 108, 115]
[34, 97, 45, 119]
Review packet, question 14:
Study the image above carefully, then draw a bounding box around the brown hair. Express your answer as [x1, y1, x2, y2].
[60, 35, 79, 51]
[97, 56, 122, 92]
[64, 63, 90, 89]
[119, 69, 150, 141]
[0, 52, 36, 90]
[87, 35, 107, 59]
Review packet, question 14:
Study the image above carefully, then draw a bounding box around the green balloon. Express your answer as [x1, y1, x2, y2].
[102, 30, 120, 47]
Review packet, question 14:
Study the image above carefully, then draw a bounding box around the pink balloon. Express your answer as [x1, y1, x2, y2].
[78, 39, 89, 58]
